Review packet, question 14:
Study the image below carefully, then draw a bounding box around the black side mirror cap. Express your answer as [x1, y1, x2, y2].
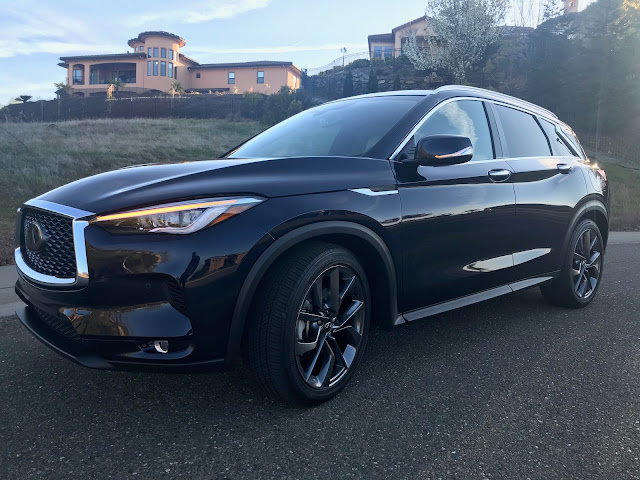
[414, 135, 473, 167]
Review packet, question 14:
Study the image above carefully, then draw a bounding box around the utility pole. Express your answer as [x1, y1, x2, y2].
[340, 47, 347, 67]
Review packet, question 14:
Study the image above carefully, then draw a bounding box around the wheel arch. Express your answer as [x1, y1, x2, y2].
[562, 198, 609, 258]
[224, 221, 399, 367]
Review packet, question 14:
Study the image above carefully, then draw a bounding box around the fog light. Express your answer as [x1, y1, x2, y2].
[153, 340, 169, 353]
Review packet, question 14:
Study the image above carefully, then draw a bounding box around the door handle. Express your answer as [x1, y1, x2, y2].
[557, 163, 572, 174]
[488, 169, 512, 182]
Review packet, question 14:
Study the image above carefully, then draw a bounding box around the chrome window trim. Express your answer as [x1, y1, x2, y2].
[390, 96, 570, 161]
[16, 199, 94, 288]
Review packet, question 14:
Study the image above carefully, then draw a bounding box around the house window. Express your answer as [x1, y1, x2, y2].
[147, 61, 151, 76]
[168, 63, 173, 78]
[161, 48, 166, 58]
[257, 71, 264, 83]
[148, 47, 151, 57]
[196, 73, 201, 78]
[174, 67, 178, 79]
[72, 69, 83, 85]
[89, 69, 98, 84]
[373, 46, 383, 59]
[228, 72, 235, 84]
[153, 61, 158, 76]
[169, 50, 174, 60]
[153, 47, 159, 57]
[384, 46, 393, 59]
[140, 46, 144, 52]
[161, 61, 166, 76]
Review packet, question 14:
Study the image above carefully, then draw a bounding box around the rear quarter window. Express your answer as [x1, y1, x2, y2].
[494, 104, 551, 158]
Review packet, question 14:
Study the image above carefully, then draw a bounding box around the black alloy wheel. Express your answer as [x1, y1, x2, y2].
[247, 242, 370, 405]
[295, 265, 365, 389]
[572, 227, 602, 299]
[541, 219, 605, 308]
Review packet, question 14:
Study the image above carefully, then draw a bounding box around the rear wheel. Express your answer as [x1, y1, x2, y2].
[541, 219, 604, 308]
[247, 242, 370, 405]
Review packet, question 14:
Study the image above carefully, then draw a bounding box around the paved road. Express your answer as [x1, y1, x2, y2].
[1, 243, 640, 479]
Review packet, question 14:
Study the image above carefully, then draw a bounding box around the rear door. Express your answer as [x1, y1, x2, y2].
[490, 103, 588, 279]
[395, 99, 519, 314]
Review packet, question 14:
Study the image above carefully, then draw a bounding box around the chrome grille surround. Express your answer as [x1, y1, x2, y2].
[15, 199, 94, 288]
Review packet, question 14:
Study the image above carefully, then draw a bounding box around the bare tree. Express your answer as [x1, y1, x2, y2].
[405, 0, 508, 83]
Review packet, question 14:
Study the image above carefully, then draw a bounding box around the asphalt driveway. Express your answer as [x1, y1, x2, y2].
[1, 241, 639, 479]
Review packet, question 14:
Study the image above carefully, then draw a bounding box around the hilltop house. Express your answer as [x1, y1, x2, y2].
[59, 31, 302, 97]
[367, 17, 432, 60]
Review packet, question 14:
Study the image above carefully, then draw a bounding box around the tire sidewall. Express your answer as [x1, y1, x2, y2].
[280, 247, 371, 404]
[562, 219, 604, 306]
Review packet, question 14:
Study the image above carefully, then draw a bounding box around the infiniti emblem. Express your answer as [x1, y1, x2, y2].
[25, 223, 47, 251]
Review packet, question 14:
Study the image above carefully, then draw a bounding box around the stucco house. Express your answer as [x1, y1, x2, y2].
[59, 31, 302, 97]
[367, 17, 432, 60]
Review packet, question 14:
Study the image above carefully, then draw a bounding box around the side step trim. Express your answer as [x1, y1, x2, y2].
[395, 275, 554, 325]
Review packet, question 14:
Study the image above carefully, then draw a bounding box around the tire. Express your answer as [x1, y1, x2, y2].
[246, 242, 371, 405]
[541, 219, 605, 308]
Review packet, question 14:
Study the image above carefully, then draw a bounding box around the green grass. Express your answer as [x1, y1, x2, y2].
[0, 118, 264, 265]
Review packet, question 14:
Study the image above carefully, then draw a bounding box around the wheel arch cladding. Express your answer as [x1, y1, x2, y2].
[563, 199, 609, 258]
[225, 221, 399, 367]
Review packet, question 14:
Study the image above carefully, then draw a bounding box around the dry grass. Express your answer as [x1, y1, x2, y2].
[595, 162, 640, 231]
[0, 118, 263, 265]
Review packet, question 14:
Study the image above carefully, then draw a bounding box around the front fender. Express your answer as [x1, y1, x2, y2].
[224, 220, 399, 367]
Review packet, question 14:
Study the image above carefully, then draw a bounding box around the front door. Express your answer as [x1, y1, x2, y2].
[395, 99, 518, 315]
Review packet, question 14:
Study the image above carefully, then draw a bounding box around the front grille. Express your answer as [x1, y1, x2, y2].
[34, 306, 84, 344]
[21, 208, 76, 279]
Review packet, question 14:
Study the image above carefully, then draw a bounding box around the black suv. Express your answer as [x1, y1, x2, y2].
[14, 86, 609, 404]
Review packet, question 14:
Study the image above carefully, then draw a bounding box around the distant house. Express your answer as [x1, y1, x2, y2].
[367, 17, 432, 60]
[59, 31, 302, 97]
[367, 17, 534, 61]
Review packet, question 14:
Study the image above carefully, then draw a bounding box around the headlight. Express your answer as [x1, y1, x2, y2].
[93, 197, 263, 234]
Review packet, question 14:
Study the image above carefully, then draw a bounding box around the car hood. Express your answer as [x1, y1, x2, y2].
[35, 156, 397, 215]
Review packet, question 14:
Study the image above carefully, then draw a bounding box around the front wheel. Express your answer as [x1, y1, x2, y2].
[246, 242, 370, 405]
[541, 219, 604, 308]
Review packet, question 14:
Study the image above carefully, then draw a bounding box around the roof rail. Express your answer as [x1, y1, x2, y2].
[435, 85, 558, 119]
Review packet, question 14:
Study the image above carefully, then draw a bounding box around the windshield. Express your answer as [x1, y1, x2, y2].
[228, 96, 423, 158]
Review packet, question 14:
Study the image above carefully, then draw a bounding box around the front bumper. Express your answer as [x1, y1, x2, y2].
[13, 198, 276, 371]
[16, 304, 225, 371]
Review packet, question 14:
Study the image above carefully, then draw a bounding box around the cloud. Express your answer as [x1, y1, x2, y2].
[127, 0, 272, 26]
[0, 40, 124, 58]
[0, 2, 117, 58]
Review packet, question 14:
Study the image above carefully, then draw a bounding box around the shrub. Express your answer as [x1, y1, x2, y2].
[343, 72, 354, 97]
[366, 69, 379, 94]
[346, 58, 371, 70]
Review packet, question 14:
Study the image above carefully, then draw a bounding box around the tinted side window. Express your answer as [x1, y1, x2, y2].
[540, 119, 575, 157]
[494, 105, 551, 158]
[412, 100, 494, 161]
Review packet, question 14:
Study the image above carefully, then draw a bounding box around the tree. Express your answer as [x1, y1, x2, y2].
[366, 69, 378, 93]
[541, 0, 564, 21]
[110, 78, 126, 92]
[15, 95, 32, 103]
[405, 0, 508, 82]
[343, 72, 354, 97]
[392, 73, 401, 90]
[170, 81, 185, 96]
[54, 80, 71, 97]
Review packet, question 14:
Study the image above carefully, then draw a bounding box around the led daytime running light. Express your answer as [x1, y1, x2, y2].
[95, 199, 238, 222]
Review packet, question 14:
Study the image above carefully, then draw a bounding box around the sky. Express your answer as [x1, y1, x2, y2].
[0, 0, 594, 106]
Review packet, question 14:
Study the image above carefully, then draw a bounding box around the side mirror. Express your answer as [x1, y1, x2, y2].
[414, 135, 473, 166]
